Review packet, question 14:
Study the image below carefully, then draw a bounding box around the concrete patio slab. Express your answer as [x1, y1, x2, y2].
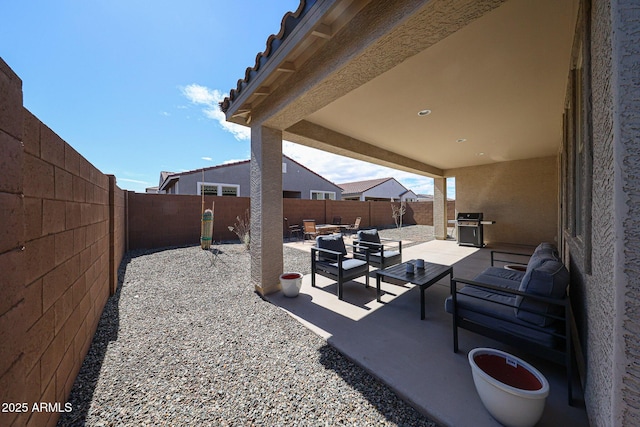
[268, 240, 588, 427]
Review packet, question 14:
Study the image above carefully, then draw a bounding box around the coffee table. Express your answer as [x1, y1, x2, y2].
[375, 260, 453, 320]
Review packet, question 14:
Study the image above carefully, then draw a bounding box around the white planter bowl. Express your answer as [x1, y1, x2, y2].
[280, 272, 303, 297]
[468, 348, 549, 427]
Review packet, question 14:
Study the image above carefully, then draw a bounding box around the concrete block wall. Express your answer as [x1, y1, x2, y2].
[127, 195, 456, 251]
[0, 58, 124, 427]
[127, 193, 251, 249]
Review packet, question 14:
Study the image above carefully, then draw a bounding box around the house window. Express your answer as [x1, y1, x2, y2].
[562, 0, 592, 273]
[573, 51, 584, 237]
[201, 184, 217, 196]
[311, 191, 335, 200]
[221, 186, 238, 196]
[197, 182, 240, 197]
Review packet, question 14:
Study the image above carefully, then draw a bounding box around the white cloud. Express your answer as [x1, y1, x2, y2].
[181, 84, 250, 141]
[118, 178, 150, 185]
[223, 158, 248, 165]
[283, 141, 436, 195]
[201, 156, 213, 161]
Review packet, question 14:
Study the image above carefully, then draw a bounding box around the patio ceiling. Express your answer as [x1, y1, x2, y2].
[224, 0, 578, 178]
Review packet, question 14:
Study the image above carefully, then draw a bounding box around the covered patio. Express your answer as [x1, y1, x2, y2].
[272, 239, 588, 426]
[220, 0, 640, 425]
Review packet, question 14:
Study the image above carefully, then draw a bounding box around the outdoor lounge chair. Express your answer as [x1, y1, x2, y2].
[343, 216, 361, 236]
[284, 217, 302, 240]
[353, 228, 402, 269]
[311, 235, 370, 300]
[303, 219, 318, 241]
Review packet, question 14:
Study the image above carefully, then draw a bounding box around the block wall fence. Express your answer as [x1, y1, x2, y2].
[1, 58, 452, 426]
[127, 195, 456, 250]
[1, 59, 126, 427]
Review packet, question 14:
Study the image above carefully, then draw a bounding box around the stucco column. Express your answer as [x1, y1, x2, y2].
[434, 177, 447, 240]
[250, 125, 283, 295]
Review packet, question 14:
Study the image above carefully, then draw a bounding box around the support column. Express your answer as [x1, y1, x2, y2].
[434, 177, 447, 240]
[250, 125, 283, 295]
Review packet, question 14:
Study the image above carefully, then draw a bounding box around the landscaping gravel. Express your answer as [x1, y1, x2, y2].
[59, 226, 440, 426]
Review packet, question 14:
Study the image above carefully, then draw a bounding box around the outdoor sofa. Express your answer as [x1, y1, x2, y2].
[445, 242, 575, 404]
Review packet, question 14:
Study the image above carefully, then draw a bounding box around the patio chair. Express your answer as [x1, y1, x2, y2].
[284, 217, 302, 240]
[332, 216, 342, 225]
[343, 216, 361, 236]
[311, 235, 370, 300]
[353, 228, 402, 269]
[303, 219, 318, 241]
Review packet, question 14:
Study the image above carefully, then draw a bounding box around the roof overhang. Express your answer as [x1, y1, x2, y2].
[222, 0, 579, 178]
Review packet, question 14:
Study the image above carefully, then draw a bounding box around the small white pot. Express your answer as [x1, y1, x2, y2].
[280, 272, 303, 297]
[469, 348, 549, 427]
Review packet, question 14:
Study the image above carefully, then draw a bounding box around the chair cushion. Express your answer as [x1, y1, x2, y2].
[371, 250, 400, 259]
[316, 235, 347, 261]
[357, 229, 381, 244]
[356, 229, 381, 254]
[516, 259, 569, 326]
[316, 258, 369, 278]
[368, 250, 402, 268]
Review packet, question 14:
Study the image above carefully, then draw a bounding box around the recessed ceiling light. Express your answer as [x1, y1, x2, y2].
[456, 138, 467, 143]
[478, 152, 485, 156]
[417, 109, 431, 116]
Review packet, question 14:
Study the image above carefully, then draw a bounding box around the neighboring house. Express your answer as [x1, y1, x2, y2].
[158, 155, 342, 200]
[145, 186, 160, 193]
[416, 194, 433, 202]
[339, 177, 418, 202]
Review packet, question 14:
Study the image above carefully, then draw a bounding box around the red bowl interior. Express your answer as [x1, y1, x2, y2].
[474, 354, 542, 391]
[281, 273, 302, 280]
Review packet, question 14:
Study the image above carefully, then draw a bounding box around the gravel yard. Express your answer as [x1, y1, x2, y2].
[59, 226, 440, 426]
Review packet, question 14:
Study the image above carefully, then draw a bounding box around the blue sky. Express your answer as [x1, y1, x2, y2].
[1, 1, 453, 197]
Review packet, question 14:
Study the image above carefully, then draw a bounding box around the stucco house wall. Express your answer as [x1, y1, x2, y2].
[171, 161, 252, 196]
[281, 156, 343, 199]
[343, 178, 417, 201]
[448, 156, 558, 246]
[163, 156, 342, 200]
[578, 0, 640, 425]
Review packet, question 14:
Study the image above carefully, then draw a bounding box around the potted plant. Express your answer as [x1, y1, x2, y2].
[468, 348, 549, 427]
[279, 272, 303, 297]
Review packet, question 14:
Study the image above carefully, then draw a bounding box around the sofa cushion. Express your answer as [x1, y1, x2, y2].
[516, 259, 569, 326]
[444, 290, 560, 348]
[472, 267, 524, 296]
[525, 242, 560, 275]
[476, 267, 525, 286]
[316, 235, 347, 261]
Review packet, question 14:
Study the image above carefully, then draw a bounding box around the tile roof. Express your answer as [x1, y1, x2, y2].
[338, 177, 394, 195]
[219, 1, 313, 114]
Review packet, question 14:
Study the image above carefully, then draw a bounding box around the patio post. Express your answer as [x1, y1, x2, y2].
[250, 124, 284, 296]
[434, 177, 447, 240]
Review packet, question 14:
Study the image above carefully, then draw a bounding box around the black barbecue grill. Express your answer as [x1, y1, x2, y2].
[456, 212, 484, 247]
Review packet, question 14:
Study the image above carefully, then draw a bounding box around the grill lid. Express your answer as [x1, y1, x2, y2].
[457, 212, 483, 221]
